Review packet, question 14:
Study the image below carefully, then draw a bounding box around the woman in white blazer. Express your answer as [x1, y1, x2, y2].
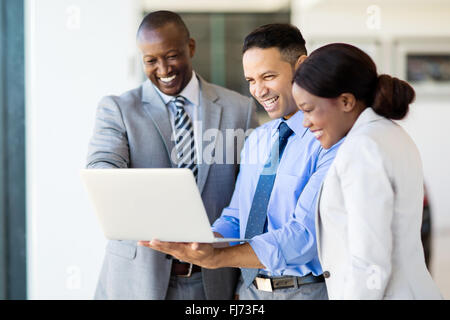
[291, 43, 442, 299]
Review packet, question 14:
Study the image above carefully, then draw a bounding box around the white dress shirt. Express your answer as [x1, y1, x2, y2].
[152, 71, 201, 163]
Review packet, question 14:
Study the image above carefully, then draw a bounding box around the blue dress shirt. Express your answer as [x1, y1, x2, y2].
[212, 110, 342, 277]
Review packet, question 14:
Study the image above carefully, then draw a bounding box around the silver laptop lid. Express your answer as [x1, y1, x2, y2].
[81, 168, 218, 242]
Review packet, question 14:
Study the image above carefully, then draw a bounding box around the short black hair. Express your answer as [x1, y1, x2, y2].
[137, 10, 190, 41]
[242, 23, 307, 66]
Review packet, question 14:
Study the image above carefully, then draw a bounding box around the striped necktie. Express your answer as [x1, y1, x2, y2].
[241, 121, 294, 287]
[173, 96, 198, 180]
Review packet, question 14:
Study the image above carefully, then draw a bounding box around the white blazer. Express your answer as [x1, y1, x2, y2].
[316, 107, 442, 300]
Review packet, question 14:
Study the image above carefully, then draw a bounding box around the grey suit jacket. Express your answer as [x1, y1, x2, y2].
[87, 76, 258, 299]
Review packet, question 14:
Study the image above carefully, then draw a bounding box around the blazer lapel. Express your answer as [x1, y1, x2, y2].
[141, 80, 176, 167]
[197, 77, 222, 194]
[315, 182, 325, 267]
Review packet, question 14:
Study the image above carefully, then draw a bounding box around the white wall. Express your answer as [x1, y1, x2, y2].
[26, 0, 142, 299]
[142, 0, 290, 12]
[293, 0, 450, 231]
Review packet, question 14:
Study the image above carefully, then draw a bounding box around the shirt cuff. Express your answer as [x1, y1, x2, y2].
[211, 215, 240, 239]
[248, 232, 288, 274]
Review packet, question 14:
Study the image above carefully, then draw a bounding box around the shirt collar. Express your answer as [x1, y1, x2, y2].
[269, 110, 308, 138]
[152, 71, 200, 106]
[347, 107, 382, 136]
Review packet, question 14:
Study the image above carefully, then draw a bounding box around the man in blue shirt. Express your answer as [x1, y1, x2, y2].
[140, 24, 341, 300]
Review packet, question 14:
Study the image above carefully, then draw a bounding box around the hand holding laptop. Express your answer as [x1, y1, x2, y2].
[138, 239, 218, 269]
[80, 168, 249, 243]
[138, 231, 229, 268]
[81, 168, 261, 269]
[139, 237, 263, 270]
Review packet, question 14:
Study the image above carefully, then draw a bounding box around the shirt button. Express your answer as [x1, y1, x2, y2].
[323, 271, 330, 278]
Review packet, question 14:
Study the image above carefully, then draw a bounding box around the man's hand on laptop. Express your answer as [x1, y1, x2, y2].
[138, 239, 219, 269]
[138, 237, 265, 270]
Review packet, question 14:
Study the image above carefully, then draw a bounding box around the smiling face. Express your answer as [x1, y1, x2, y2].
[243, 47, 299, 119]
[292, 83, 358, 149]
[138, 23, 195, 96]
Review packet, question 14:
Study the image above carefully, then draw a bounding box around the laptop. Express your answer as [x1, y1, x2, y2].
[80, 168, 249, 243]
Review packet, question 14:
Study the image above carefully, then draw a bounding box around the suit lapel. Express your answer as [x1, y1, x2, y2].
[315, 182, 325, 266]
[140, 77, 223, 189]
[197, 77, 222, 194]
[141, 80, 176, 167]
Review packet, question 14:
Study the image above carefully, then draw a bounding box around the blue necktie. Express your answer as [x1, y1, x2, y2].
[241, 121, 294, 287]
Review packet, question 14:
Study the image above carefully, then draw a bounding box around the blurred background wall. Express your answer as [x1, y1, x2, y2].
[19, 0, 450, 299]
[25, 0, 142, 299]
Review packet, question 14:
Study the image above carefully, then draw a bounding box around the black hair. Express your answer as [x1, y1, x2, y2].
[293, 43, 415, 120]
[242, 23, 307, 66]
[137, 10, 190, 41]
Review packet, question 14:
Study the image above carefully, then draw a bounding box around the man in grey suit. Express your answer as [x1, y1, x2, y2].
[87, 11, 258, 300]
